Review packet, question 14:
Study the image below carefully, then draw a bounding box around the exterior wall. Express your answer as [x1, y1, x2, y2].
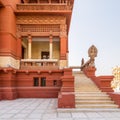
[0, 0, 21, 69]
[0, 0, 75, 108]
[0, 68, 63, 99]
[16, 70, 62, 87]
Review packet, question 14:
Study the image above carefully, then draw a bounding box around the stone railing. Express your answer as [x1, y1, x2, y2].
[16, 4, 72, 12]
[20, 59, 59, 70]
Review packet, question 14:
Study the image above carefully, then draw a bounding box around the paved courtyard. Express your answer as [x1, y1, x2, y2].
[0, 98, 120, 120]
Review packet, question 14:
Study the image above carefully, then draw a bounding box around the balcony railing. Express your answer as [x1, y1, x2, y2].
[16, 4, 72, 12]
[20, 59, 59, 70]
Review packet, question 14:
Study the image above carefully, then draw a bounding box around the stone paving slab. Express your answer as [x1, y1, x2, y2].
[0, 98, 120, 120]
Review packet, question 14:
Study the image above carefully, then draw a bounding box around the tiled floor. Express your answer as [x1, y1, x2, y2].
[0, 98, 120, 120]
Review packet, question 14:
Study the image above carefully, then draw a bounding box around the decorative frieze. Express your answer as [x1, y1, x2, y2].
[16, 4, 72, 11]
[16, 15, 66, 24]
[20, 24, 60, 33]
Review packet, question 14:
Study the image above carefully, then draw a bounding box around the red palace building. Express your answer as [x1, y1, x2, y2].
[0, 0, 120, 108]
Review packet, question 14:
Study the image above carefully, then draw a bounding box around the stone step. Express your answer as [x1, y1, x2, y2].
[76, 98, 110, 101]
[75, 92, 107, 95]
[75, 89, 100, 91]
[76, 96, 111, 100]
[57, 108, 120, 112]
[76, 100, 114, 104]
[76, 104, 119, 108]
[75, 89, 101, 92]
[75, 93, 109, 97]
[73, 71, 83, 74]
[74, 72, 119, 109]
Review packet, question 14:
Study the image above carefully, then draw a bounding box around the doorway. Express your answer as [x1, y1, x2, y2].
[22, 46, 25, 59]
[41, 51, 49, 59]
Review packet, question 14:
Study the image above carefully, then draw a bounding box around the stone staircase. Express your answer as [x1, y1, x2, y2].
[74, 71, 118, 108]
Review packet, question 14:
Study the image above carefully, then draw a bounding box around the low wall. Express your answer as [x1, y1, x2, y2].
[1, 87, 18, 100]
[0, 67, 63, 99]
[91, 76, 114, 92]
[17, 87, 60, 98]
[108, 92, 120, 108]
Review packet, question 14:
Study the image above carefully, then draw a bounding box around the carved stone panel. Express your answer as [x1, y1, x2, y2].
[16, 15, 66, 24]
[60, 24, 67, 37]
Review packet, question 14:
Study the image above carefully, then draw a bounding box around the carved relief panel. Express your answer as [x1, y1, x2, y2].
[16, 15, 66, 24]
[16, 15, 67, 37]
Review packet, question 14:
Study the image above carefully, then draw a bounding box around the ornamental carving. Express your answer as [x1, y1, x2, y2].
[17, 24, 60, 33]
[16, 4, 72, 11]
[16, 25, 21, 38]
[16, 15, 66, 24]
[60, 24, 67, 37]
[88, 45, 98, 60]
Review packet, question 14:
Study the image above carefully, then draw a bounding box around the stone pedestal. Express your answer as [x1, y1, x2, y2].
[58, 68, 75, 108]
[83, 66, 96, 78]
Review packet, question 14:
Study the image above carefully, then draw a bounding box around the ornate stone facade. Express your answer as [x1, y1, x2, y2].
[0, 0, 75, 108]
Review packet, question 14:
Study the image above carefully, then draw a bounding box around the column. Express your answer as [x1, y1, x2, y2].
[17, 36, 22, 59]
[49, 35, 53, 59]
[28, 35, 32, 59]
[48, 0, 51, 3]
[60, 24, 67, 60]
[60, 37, 67, 60]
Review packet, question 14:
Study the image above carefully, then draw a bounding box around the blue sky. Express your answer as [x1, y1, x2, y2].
[69, 0, 120, 76]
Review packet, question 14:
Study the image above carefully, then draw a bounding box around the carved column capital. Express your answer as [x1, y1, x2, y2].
[28, 34, 32, 43]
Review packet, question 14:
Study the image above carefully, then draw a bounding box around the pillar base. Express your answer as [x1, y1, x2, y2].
[83, 66, 96, 78]
[58, 92, 75, 108]
[2, 87, 18, 100]
[0, 56, 20, 69]
[59, 60, 68, 68]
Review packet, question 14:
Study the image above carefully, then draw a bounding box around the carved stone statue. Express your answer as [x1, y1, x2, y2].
[88, 45, 98, 60]
[81, 58, 84, 66]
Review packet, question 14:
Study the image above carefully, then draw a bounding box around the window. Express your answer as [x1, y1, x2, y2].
[41, 51, 49, 59]
[34, 77, 39, 86]
[53, 80, 57, 86]
[41, 77, 46, 86]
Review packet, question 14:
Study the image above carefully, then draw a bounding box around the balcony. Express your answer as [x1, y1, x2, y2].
[16, 3, 72, 14]
[20, 59, 59, 70]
